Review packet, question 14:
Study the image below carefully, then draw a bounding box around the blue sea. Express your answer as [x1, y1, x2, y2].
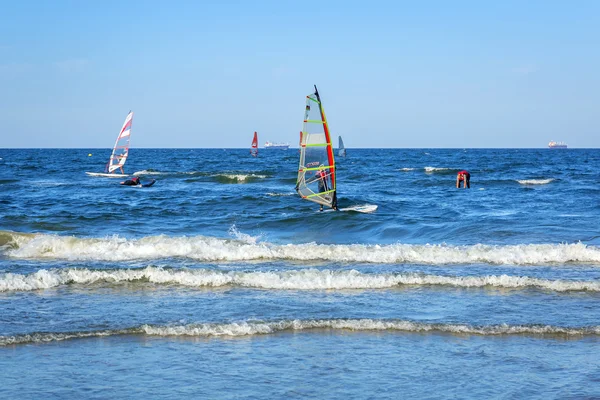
[1, 148, 599, 399]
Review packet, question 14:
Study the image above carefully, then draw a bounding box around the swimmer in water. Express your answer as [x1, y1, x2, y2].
[456, 170, 471, 189]
[121, 176, 141, 186]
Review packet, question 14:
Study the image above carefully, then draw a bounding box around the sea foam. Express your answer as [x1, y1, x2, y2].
[2, 319, 598, 346]
[517, 179, 554, 185]
[1, 267, 599, 293]
[2, 231, 599, 265]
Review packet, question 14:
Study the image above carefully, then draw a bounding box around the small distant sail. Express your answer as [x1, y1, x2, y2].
[251, 131, 258, 156]
[296, 85, 337, 210]
[338, 136, 346, 157]
[106, 111, 133, 174]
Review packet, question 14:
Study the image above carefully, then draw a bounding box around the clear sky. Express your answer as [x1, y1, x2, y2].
[1, 0, 598, 148]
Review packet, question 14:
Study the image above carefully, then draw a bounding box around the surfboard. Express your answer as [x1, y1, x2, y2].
[319, 204, 378, 213]
[85, 172, 128, 178]
[140, 179, 156, 187]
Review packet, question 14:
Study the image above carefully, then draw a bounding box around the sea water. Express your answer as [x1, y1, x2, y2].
[0, 148, 599, 398]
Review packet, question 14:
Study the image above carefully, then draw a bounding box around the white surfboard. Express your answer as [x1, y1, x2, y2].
[319, 204, 378, 213]
[85, 172, 128, 178]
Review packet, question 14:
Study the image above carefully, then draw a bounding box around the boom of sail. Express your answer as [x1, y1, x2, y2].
[295, 85, 337, 209]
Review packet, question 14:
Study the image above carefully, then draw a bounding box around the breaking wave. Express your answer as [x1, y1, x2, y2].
[2, 266, 600, 293]
[133, 170, 166, 176]
[214, 173, 267, 183]
[266, 192, 295, 197]
[517, 179, 555, 185]
[2, 319, 598, 346]
[424, 167, 457, 174]
[2, 231, 600, 265]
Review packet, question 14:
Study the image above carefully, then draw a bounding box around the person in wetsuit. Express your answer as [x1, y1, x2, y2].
[121, 176, 141, 186]
[456, 170, 471, 188]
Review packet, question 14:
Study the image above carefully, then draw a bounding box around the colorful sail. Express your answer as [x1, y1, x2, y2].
[338, 136, 346, 157]
[251, 131, 258, 156]
[106, 111, 133, 174]
[295, 85, 337, 209]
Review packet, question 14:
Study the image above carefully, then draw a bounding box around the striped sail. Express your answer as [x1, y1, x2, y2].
[295, 86, 337, 209]
[106, 111, 133, 174]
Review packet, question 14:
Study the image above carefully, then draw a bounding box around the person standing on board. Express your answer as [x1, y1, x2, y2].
[303, 167, 332, 212]
[456, 170, 471, 188]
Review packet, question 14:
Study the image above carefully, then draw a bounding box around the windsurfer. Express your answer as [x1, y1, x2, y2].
[121, 177, 141, 186]
[316, 169, 329, 193]
[456, 170, 471, 188]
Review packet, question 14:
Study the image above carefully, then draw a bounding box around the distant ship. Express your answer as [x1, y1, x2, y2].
[264, 141, 290, 150]
[548, 141, 567, 149]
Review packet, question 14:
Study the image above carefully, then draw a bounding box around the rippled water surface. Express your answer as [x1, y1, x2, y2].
[1, 148, 599, 398]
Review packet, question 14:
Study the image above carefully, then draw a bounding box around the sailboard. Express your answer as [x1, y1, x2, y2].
[338, 136, 346, 157]
[295, 85, 337, 210]
[320, 204, 378, 213]
[86, 111, 133, 177]
[251, 131, 258, 157]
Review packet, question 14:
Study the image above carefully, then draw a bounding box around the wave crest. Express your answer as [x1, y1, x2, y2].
[517, 179, 554, 185]
[2, 231, 599, 265]
[2, 267, 600, 293]
[2, 319, 598, 346]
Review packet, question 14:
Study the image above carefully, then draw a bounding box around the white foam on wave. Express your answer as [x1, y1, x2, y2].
[219, 174, 267, 182]
[517, 179, 554, 185]
[424, 166, 452, 173]
[133, 170, 165, 176]
[2, 266, 600, 293]
[4, 232, 600, 265]
[2, 319, 598, 345]
[228, 225, 260, 244]
[266, 192, 295, 197]
[399, 168, 415, 171]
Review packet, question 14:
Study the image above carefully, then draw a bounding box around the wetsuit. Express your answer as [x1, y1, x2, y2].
[121, 178, 140, 186]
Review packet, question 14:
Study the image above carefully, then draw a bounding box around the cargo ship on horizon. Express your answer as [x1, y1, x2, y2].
[548, 141, 567, 149]
[264, 141, 290, 149]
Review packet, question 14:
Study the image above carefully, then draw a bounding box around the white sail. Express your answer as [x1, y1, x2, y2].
[338, 136, 346, 157]
[296, 86, 337, 209]
[107, 111, 133, 173]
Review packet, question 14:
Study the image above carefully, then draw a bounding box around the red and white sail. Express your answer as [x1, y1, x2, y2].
[251, 131, 258, 156]
[106, 111, 133, 174]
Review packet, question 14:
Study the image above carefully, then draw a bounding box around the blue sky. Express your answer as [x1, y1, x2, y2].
[1, 0, 598, 148]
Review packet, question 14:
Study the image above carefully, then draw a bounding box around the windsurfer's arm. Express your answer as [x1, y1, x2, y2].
[456, 175, 460, 188]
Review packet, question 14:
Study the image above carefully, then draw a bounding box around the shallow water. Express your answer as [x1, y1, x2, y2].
[1, 148, 599, 398]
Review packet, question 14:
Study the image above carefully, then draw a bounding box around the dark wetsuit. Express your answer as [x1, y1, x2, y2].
[121, 178, 140, 186]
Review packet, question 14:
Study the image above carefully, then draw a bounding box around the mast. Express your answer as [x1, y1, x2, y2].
[314, 85, 336, 205]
